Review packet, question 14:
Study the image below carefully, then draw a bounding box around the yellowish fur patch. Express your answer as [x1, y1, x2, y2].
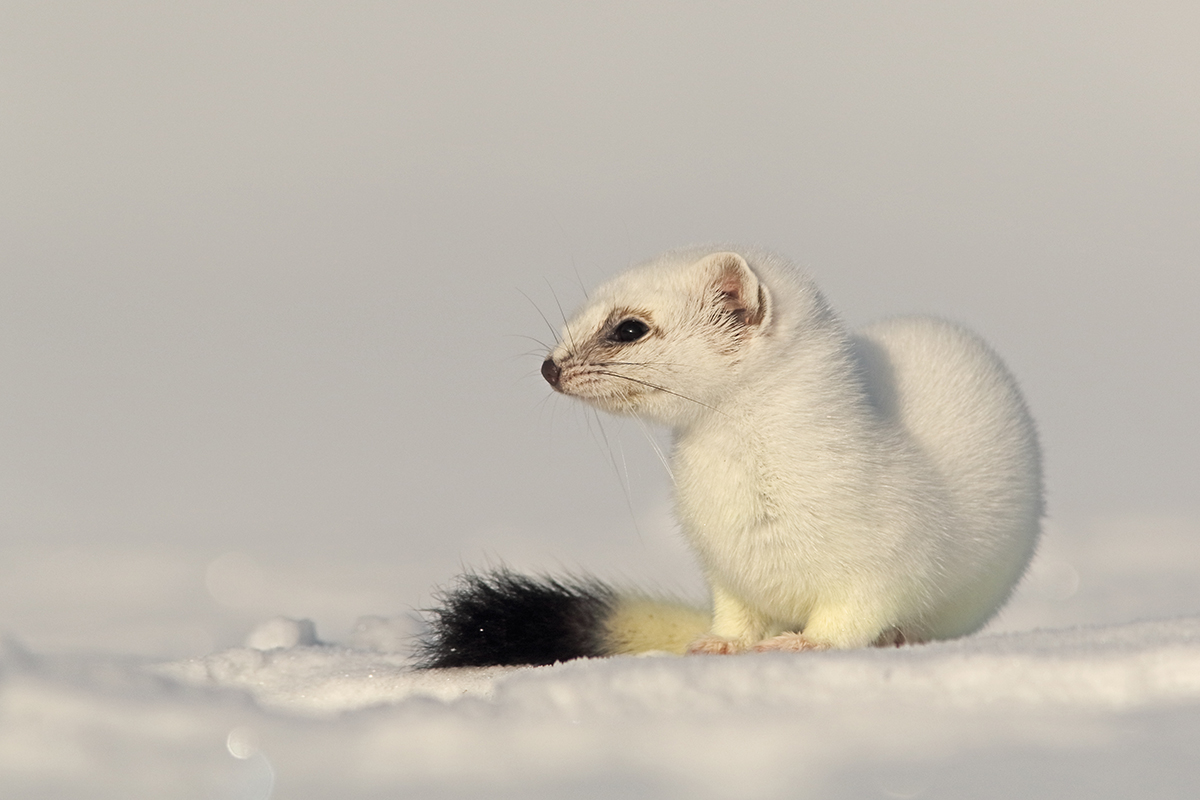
[603, 597, 711, 656]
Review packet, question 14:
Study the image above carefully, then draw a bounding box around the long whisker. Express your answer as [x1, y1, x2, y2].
[591, 410, 642, 538]
[506, 333, 555, 350]
[572, 257, 589, 300]
[633, 412, 676, 488]
[532, 391, 555, 416]
[593, 370, 726, 416]
[545, 279, 577, 353]
[512, 350, 553, 361]
[595, 360, 690, 369]
[517, 288, 560, 347]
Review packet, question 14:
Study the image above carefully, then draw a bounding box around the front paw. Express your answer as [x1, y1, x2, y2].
[685, 634, 748, 655]
[750, 632, 829, 652]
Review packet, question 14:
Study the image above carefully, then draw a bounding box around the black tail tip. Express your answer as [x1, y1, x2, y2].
[414, 568, 616, 669]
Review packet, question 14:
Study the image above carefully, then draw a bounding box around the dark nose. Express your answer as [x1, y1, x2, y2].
[541, 358, 561, 387]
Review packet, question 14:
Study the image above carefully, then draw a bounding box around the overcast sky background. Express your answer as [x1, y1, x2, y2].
[2, 2, 1197, 647]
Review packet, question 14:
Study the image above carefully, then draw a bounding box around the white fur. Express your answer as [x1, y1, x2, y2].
[545, 247, 1042, 652]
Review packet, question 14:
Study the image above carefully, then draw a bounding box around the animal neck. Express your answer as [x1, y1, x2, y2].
[672, 322, 878, 467]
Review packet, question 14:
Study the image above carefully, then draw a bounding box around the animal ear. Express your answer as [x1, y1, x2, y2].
[697, 252, 769, 328]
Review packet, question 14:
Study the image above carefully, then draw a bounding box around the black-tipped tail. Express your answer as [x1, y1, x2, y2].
[415, 569, 617, 668]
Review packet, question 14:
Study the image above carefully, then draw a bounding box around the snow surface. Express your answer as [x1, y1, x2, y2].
[3, 607, 1199, 798]
[2, 515, 1199, 798]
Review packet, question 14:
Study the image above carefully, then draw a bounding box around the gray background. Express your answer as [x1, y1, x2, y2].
[2, 2, 1197, 654]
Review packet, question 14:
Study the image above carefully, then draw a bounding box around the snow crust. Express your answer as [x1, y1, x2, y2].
[3, 519, 1197, 798]
[4, 613, 1200, 799]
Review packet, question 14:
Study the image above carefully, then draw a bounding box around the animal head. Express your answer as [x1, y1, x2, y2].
[541, 250, 775, 425]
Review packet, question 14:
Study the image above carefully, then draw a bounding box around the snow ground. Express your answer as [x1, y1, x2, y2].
[2, 516, 1199, 799]
[3, 615, 1200, 799]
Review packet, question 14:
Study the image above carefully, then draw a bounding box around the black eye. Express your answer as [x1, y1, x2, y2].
[609, 318, 649, 343]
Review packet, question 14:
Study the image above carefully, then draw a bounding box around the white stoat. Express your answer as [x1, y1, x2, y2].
[417, 247, 1041, 667]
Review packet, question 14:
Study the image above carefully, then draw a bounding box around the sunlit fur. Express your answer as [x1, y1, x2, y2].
[545, 247, 1043, 652]
[602, 596, 710, 656]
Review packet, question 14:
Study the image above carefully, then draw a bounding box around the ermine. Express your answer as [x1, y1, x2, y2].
[417, 247, 1042, 667]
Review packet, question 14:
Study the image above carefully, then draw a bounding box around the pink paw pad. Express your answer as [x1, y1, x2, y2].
[685, 635, 747, 655]
[751, 633, 829, 652]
